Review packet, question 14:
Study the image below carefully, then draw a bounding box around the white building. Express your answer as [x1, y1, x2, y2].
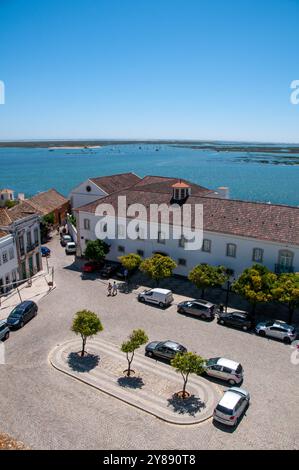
[0, 231, 18, 294]
[73, 173, 299, 278]
[0, 188, 14, 207]
[0, 203, 42, 283]
[69, 172, 141, 209]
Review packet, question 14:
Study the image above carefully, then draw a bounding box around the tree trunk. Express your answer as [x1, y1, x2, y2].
[81, 336, 86, 357]
[126, 351, 134, 376]
[288, 304, 295, 324]
[182, 373, 189, 398]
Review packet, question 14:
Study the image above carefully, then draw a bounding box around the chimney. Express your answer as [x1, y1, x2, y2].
[171, 181, 191, 202]
[18, 193, 25, 201]
[217, 187, 230, 199]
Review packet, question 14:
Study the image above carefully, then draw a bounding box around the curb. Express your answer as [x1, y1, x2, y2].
[49, 339, 220, 426]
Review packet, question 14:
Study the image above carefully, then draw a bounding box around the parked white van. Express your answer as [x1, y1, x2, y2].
[138, 288, 174, 308]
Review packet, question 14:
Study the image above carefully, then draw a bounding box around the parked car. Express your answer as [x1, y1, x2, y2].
[82, 261, 104, 273]
[99, 262, 120, 279]
[145, 340, 187, 360]
[0, 320, 10, 341]
[138, 288, 174, 308]
[65, 241, 76, 255]
[177, 299, 216, 320]
[213, 387, 250, 427]
[60, 234, 72, 247]
[217, 311, 253, 331]
[41, 246, 51, 257]
[6, 300, 38, 329]
[255, 320, 297, 344]
[204, 357, 244, 384]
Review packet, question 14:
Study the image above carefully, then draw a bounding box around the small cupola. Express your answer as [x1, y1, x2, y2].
[171, 180, 191, 202]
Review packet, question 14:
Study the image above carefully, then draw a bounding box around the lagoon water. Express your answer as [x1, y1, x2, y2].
[0, 144, 298, 206]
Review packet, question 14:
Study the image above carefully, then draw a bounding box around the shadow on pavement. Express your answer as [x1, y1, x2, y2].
[117, 376, 145, 389]
[167, 393, 206, 416]
[67, 352, 100, 372]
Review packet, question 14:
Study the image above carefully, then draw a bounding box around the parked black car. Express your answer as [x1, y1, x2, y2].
[99, 262, 120, 279]
[217, 311, 253, 331]
[145, 340, 187, 361]
[60, 234, 72, 247]
[6, 300, 38, 329]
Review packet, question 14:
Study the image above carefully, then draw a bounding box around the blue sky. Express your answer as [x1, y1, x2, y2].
[0, 0, 298, 142]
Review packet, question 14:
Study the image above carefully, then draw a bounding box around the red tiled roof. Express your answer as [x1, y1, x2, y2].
[29, 189, 69, 215]
[0, 208, 12, 226]
[77, 188, 299, 246]
[172, 182, 190, 188]
[7, 201, 39, 222]
[90, 172, 141, 194]
[132, 175, 214, 196]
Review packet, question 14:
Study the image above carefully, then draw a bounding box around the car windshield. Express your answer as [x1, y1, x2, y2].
[216, 404, 233, 416]
[207, 357, 220, 366]
[9, 308, 23, 318]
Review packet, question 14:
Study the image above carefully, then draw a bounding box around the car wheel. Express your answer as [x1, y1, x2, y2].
[4, 331, 9, 340]
[159, 302, 165, 308]
[258, 330, 266, 337]
[20, 321, 24, 328]
[34, 310, 38, 317]
[283, 336, 291, 344]
[139, 297, 145, 303]
[200, 314, 207, 320]
[219, 319, 225, 325]
[242, 325, 248, 331]
[228, 379, 236, 385]
[178, 307, 185, 314]
[146, 351, 153, 357]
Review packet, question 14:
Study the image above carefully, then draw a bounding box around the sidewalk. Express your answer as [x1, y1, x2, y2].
[50, 338, 221, 425]
[0, 270, 56, 321]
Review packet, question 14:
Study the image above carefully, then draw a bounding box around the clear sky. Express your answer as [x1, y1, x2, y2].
[0, 0, 298, 142]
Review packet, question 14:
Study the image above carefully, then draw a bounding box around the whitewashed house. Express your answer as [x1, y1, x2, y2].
[73, 173, 299, 278]
[69, 172, 141, 209]
[0, 188, 15, 207]
[0, 203, 42, 284]
[0, 231, 18, 293]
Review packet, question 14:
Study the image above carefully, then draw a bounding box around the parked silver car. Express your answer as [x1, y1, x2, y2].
[204, 357, 244, 384]
[177, 299, 216, 320]
[255, 320, 297, 344]
[213, 387, 250, 427]
[0, 320, 10, 341]
[145, 340, 187, 361]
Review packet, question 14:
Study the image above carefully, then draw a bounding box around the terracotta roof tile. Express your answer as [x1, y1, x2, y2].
[90, 172, 141, 194]
[29, 189, 68, 215]
[77, 188, 299, 246]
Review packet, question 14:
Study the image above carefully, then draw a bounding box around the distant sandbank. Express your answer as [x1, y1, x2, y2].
[48, 145, 101, 150]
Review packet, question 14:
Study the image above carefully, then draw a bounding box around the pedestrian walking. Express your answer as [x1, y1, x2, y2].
[107, 282, 112, 296]
[112, 281, 118, 296]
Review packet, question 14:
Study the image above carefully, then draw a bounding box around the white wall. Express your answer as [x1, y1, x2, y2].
[69, 179, 107, 210]
[0, 234, 18, 291]
[76, 212, 299, 277]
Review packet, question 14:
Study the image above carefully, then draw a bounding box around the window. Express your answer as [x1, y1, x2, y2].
[278, 250, 293, 268]
[100, 222, 107, 233]
[178, 258, 187, 266]
[34, 227, 39, 244]
[84, 218, 90, 230]
[118, 245, 125, 253]
[226, 243, 236, 258]
[2, 251, 8, 264]
[9, 247, 14, 260]
[137, 249, 144, 257]
[27, 231, 32, 247]
[253, 248, 263, 262]
[157, 231, 165, 244]
[202, 239, 211, 253]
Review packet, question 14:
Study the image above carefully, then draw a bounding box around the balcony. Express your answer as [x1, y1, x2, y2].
[274, 264, 294, 274]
